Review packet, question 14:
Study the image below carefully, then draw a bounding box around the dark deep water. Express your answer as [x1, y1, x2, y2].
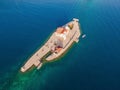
[0, 0, 120, 90]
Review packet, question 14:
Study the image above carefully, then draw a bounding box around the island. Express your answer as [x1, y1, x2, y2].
[21, 18, 81, 72]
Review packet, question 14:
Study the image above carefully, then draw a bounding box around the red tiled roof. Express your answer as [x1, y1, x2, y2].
[56, 27, 67, 34]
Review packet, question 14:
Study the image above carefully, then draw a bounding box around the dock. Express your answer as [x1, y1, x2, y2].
[21, 18, 81, 72]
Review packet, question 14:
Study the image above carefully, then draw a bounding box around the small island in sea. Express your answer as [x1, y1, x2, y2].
[21, 18, 81, 72]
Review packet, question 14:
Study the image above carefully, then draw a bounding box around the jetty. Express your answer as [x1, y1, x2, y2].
[21, 18, 81, 72]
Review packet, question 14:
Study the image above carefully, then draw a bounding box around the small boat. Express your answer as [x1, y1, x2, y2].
[82, 34, 86, 38]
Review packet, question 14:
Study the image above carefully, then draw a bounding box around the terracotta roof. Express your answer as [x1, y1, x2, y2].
[56, 27, 68, 34]
[55, 47, 62, 53]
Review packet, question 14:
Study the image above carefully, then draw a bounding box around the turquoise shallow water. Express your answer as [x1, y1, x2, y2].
[0, 0, 120, 90]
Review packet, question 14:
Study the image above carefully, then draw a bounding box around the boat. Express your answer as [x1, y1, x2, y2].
[82, 34, 86, 38]
[20, 18, 81, 72]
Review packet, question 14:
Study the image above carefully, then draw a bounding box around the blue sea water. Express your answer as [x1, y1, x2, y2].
[0, 0, 120, 90]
